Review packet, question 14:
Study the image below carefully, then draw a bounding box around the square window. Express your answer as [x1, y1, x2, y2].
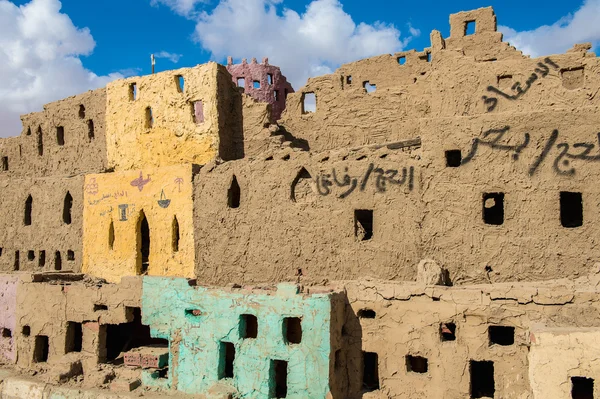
[488, 326, 514, 346]
[240, 314, 258, 339]
[283, 317, 302, 344]
[465, 20, 476, 35]
[253, 80, 261, 89]
[33, 335, 49, 363]
[440, 322, 456, 341]
[406, 355, 428, 373]
[237, 78, 245, 88]
[470, 360, 494, 398]
[445, 150, 462, 167]
[560, 192, 583, 228]
[572, 377, 594, 399]
[483, 193, 504, 225]
[302, 92, 316, 114]
[355, 210, 373, 241]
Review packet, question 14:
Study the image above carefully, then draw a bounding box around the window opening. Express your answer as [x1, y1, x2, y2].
[470, 360, 495, 398]
[253, 80, 261, 89]
[108, 220, 115, 250]
[398, 56, 406, 65]
[129, 83, 137, 101]
[561, 192, 583, 228]
[237, 78, 245, 88]
[2, 328, 11, 338]
[26, 127, 31, 136]
[358, 309, 376, 319]
[267, 74, 273, 85]
[56, 126, 65, 146]
[22, 326, 30, 337]
[54, 251, 62, 271]
[363, 352, 379, 391]
[193, 100, 204, 124]
[445, 150, 462, 167]
[2, 156, 8, 171]
[33, 335, 49, 363]
[65, 322, 82, 353]
[290, 167, 313, 202]
[283, 317, 302, 344]
[488, 326, 515, 346]
[302, 92, 316, 114]
[27, 250, 35, 261]
[483, 193, 504, 225]
[355, 209, 374, 241]
[37, 126, 43, 156]
[274, 90, 279, 101]
[364, 82, 377, 93]
[87, 120, 94, 140]
[145, 107, 154, 129]
[271, 360, 288, 398]
[228, 176, 241, 209]
[175, 75, 184, 93]
[63, 191, 73, 225]
[572, 377, 594, 399]
[346, 75, 353, 84]
[172, 216, 180, 253]
[465, 20, 476, 35]
[406, 355, 428, 373]
[38, 251, 46, 268]
[426, 52, 432, 62]
[24, 195, 32, 226]
[440, 322, 456, 341]
[240, 314, 258, 339]
[13, 251, 19, 271]
[79, 104, 86, 119]
[94, 304, 108, 311]
[138, 211, 150, 274]
[67, 250, 75, 261]
[219, 342, 235, 379]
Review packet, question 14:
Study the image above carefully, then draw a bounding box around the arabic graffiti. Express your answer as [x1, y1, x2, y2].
[131, 171, 151, 192]
[316, 163, 414, 198]
[99, 206, 113, 217]
[482, 58, 560, 112]
[87, 191, 129, 206]
[461, 126, 600, 176]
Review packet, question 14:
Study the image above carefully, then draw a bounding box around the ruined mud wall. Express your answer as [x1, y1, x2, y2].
[0, 176, 83, 273]
[0, 276, 19, 363]
[0, 89, 107, 178]
[341, 273, 600, 399]
[82, 164, 196, 283]
[193, 148, 421, 285]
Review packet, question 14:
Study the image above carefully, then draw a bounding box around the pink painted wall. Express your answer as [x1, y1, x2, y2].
[226, 57, 294, 121]
[0, 275, 18, 362]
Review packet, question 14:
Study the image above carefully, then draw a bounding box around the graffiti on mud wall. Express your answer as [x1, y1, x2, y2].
[462, 126, 600, 176]
[317, 163, 414, 198]
[482, 58, 560, 112]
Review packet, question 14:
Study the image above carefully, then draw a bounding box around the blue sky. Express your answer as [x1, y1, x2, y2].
[0, 0, 598, 136]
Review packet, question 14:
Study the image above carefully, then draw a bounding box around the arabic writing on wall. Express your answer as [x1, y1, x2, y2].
[462, 126, 600, 176]
[316, 163, 414, 198]
[482, 58, 560, 112]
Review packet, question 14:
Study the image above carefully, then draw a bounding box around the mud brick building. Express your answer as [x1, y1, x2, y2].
[0, 6, 598, 399]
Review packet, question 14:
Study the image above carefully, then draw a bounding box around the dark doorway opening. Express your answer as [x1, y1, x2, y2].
[138, 211, 150, 274]
[470, 360, 495, 398]
[355, 209, 374, 241]
[483, 193, 504, 225]
[561, 192, 583, 228]
[228, 176, 241, 208]
[218, 342, 235, 379]
[63, 192, 73, 225]
[240, 314, 258, 339]
[24, 195, 32, 226]
[283, 317, 302, 344]
[33, 335, 49, 363]
[488, 326, 515, 346]
[65, 322, 83, 353]
[363, 351, 379, 391]
[271, 360, 288, 398]
[572, 377, 594, 399]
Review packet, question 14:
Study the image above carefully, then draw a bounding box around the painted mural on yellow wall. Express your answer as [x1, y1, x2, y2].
[82, 164, 195, 283]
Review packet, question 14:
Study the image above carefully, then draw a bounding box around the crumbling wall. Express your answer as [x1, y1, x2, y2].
[0, 176, 84, 273]
[0, 275, 19, 363]
[141, 277, 342, 398]
[226, 57, 294, 121]
[0, 89, 107, 178]
[193, 146, 421, 285]
[82, 164, 196, 283]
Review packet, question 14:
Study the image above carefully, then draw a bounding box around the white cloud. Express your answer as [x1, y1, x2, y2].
[0, 0, 121, 137]
[150, 0, 207, 18]
[154, 51, 183, 63]
[500, 0, 600, 57]
[192, 0, 415, 89]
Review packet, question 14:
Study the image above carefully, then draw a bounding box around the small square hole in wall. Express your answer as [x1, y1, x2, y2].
[440, 322, 456, 341]
[364, 81, 377, 93]
[482, 193, 504, 225]
[129, 83, 137, 101]
[346, 75, 352, 84]
[237, 78, 245, 88]
[398, 56, 406, 65]
[560, 192, 583, 228]
[355, 209, 373, 241]
[488, 326, 514, 346]
[253, 80, 261, 89]
[283, 317, 302, 344]
[94, 304, 108, 311]
[406, 355, 428, 373]
[302, 92, 316, 114]
[465, 20, 476, 35]
[572, 377, 594, 399]
[445, 150, 462, 167]
[363, 351, 379, 391]
[33, 335, 49, 363]
[22, 326, 30, 337]
[2, 328, 11, 338]
[27, 250, 35, 261]
[240, 314, 258, 339]
[67, 250, 75, 261]
[470, 360, 495, 398]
